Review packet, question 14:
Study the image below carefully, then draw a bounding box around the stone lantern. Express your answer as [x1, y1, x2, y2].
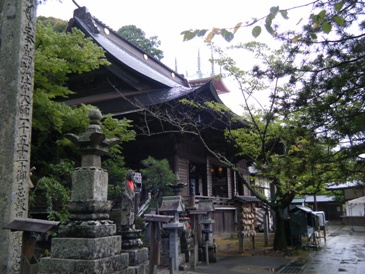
[198, 199, 216, 263]
[40, 110, 129, 274]
[159, 196, 185, 271]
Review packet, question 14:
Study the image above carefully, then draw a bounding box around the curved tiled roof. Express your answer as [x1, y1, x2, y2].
[65, 6, 233, 118]
[69, 7, 190, 88]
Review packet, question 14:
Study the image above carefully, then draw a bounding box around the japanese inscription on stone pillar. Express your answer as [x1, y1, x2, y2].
[0, 0, 36, 273]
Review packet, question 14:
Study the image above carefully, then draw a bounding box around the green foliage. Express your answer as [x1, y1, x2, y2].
[117, 25, 164, 60]
[35, 21, 109, 99]
[140, 156, 176, 207]
[31, 18, 136, 219]
[180, 1, 350, 42]
[101, 115, 136, 144]
[36, 16, 68, 32]
[103, 154, 128, 201]
[177, 0, 365, 251]
[204, 41, 346, 250]
[135, 215, 146, 233]
[101, 116, 136, 200]
[287, 1, 365, 180]
[252, 26, 262, 38]
[30, 160, 73, 223]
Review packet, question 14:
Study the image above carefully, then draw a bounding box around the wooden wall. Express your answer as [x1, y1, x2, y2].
[212, 208, 237, 235]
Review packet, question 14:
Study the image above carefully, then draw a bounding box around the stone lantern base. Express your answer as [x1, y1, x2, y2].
[39, 233, 129, 274]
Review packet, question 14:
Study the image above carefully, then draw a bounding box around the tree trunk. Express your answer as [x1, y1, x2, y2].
[272, 208, 288, 251]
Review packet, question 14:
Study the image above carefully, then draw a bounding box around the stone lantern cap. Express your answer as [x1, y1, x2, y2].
[65, 109, 120, 168]
[159, 196, 185, 213]
[197, 199, 215, 212]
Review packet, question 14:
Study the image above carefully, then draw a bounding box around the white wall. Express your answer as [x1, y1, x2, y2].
[346, 202, 365, 216]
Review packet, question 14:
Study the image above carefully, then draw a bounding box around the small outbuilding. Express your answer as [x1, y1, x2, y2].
[342, 196, 365, 227]
[287, 206, 320, 247]
[346, 196, 365, 216]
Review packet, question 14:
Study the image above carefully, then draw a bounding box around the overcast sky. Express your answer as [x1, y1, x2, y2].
[37, 0, 312, 113]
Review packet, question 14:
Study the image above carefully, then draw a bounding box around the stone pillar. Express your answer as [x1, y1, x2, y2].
[0, 1, 36, 273]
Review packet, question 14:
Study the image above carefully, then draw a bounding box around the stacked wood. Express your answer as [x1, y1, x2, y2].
[239, 203, 256, 238]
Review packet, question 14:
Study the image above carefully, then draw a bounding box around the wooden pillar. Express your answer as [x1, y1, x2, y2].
[239, 233, 244, 253]
[193, 215, 199, 270]
[0, 1, 37, 273]
[149, 222, 160, 274]
[144, 214, 174, 274]
[264, 208, 269, 247]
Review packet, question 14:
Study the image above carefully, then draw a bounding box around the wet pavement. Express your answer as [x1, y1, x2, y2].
[157, 223, 365, 274]
[299, 224, 365, 274]
[157, 254, 291, 274]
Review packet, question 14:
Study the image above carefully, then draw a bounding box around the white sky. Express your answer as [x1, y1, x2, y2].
[37, 0, 312, 114]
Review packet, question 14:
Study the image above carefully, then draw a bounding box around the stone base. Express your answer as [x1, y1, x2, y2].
[39, 253, 129, 274]
[67, 200, 112, 217]
[122, 238, 143, 250]
[127, 261, 149, 274]
[120, 229, 143, 249]
[160, 252, 185, 267]
[59, 220, 116, 238]
[124, 248, 149, 266]
[51, 236, 121, 259]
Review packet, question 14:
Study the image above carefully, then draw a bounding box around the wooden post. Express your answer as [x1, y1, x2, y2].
[193, 215, 199, 270]
[239, 232, 244, 253]
[264, 209, 269, 247]
[149, 222, 160, 274]
[205, 241, 209, 265]
[143, 214, 174, 274]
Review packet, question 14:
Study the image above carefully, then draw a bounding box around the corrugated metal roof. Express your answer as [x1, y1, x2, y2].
[305, 195, 335, 203]
[292, 197, 305, 204]
[326, 180, 365, 190]
[291, 205, 313, 213]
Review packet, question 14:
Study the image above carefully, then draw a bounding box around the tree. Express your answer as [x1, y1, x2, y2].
[212, 42, 344, 250]
[176, 0, 365, 250]
[30, 19, 136, 220]
[279, 0, 365, 182]
[181, 0, 354, 42]
[140, 156, 176, 209]
[36, 15, 68, 32]
[129, 41, 342, 251]
[118, 25, 164, 60]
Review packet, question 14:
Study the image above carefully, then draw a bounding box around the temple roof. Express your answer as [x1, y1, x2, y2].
[68, 7, 189, 88]
[65, 6, 230, 116]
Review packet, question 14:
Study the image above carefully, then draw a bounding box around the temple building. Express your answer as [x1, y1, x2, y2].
[64, 6, 252, 212]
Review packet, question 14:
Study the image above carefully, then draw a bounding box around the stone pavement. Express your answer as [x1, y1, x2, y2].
[157, 254, 291, 274]
[298, 224, 365, 274]
[157, 223, 365, 274]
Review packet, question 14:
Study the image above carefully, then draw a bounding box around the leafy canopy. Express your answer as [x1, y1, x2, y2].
[30, 18, 136, 221]
[185, 41, 342, 250]
[118, 25, 164, 60]
[140, 156, 176, 208]
[181, 1, 349, 42]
